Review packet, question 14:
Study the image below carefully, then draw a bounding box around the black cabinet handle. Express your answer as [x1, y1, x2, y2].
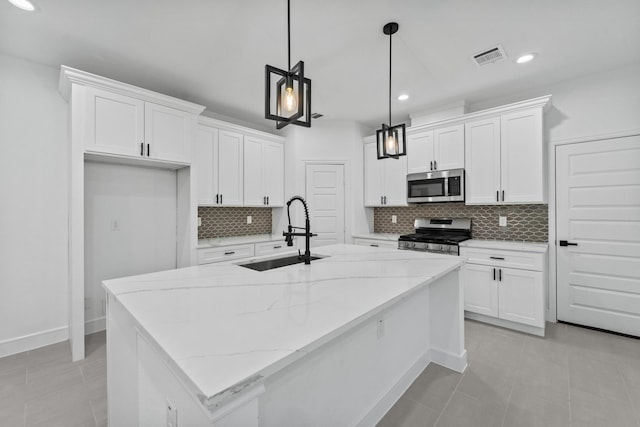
[499, 269, 502, 281]
[502, 190, 505, 201]
[147, 143, 150, 157]
[496, 191, 499, 202]
[267, 196, 269, 205]
[559, 240, 578, 247]
[370, 244, 379, 247]
[273, 245, 282, 249]
[216, 194, 219, 204]
[263, 196, 266, 205]
[434, 160, 437, 170]
[430, 161, 433, 171]
[140, 142, 144, 156]
[490, 256, 505, 260]
[220, 194, 223, 204]
[384, 196, 387, 204]
[493, 268, 496, 281]
[381, 196, 383, 205]
[224, 251, 235, 255]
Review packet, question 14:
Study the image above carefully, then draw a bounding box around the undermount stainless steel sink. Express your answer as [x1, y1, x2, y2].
[238, 254, 325, 272]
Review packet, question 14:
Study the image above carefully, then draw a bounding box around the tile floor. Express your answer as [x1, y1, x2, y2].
[1, 320, 639, 427]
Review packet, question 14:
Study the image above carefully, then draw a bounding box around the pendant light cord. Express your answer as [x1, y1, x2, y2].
[388, 29, 392, 126]
[287, 0, 291, 70]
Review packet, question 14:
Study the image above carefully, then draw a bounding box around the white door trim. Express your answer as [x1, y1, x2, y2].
[548, 129, 640, 323]
[299, 159, 351, 246]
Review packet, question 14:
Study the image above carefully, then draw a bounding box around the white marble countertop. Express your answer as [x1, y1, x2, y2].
[460, 239, 549, 253]
[352, 233, 401, 241]
[102, 244, 462, 411]
[197, 234, 285, 249]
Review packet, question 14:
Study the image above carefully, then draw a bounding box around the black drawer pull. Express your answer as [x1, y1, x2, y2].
[490, 256, 505, 260]
[559, 240, 578, 247]
[224, 251, 235, 255]
[273, 245, 282, 249]
[370, 244, 379, 247]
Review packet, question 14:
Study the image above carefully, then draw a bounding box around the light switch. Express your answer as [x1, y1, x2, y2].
[197, 217, 202, 227]
[499, 216, 508, 227]
[247, 216, 252, 224]
[391, 215, 397, 224]
[111, 220, 120, 231]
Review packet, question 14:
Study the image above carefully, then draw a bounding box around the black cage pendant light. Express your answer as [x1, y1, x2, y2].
[376, 22, 406, 159]
[265, 0, 312, 129]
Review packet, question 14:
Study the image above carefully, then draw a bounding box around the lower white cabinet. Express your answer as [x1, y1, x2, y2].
[353, 237, 398, 249]
[198, 244, 254, 265]
[461, 242, 548, 335]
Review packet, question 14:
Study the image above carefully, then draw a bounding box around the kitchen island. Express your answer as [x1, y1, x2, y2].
[103, 244, 467, 426]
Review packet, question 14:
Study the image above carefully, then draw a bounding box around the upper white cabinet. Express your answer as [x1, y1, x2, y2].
[465, 104, 547, 205]
[407, 124, 464, 174]
[364, 142, 407, 207]
[244, 136, 284, 207]
[196, 125, 244, 206]
[84, 86, 195, 164]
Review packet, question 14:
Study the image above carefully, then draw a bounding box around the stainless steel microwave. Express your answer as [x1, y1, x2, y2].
[407, 169, 465, 203]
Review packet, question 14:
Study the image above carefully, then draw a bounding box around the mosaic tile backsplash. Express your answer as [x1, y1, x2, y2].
[374, 204, 548, 242]
[198, 207, 272, 239]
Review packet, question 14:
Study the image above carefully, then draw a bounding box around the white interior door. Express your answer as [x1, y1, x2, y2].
[305, 164, 345, 248]
[556, 135, 640, 336]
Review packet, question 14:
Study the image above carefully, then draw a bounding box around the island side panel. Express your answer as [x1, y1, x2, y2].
[259, 281, 432, 427]
[428, 268, 467, 372]
[106, 294, 139, 426]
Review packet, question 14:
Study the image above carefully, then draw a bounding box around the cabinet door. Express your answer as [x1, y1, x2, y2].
[196, 125, 217, 205]
[463, 263, 499, 317]
[243, 136, 266, 206]
[383, 155, 408, 206]
[407, 131, 434, 174]
[434, 124, 464, 170]
[501, 108, 545, 203]
[498, 268, 544, 327]
[464, 117, 501, 204]
[364, 142, 384, 206]
[145, 103, 192, 163]
[85, 87, 144, 157]
[217, 130, 244, 206]
[263, 141, 284, 207]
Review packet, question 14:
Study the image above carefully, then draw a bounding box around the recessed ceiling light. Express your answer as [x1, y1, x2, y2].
[516, 53, 536, 64]
[8, 0, 36, 11]
[398, 94, 409, 101]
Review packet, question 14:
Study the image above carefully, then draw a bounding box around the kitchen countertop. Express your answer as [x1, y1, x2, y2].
[352, 233, 401, 241]
[102, 244, 463, 410]
[197, 234, 286, 249]
[460, 239, 549, 253]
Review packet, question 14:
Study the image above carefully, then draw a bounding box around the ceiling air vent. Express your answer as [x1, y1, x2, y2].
[471, 45, 507, 67]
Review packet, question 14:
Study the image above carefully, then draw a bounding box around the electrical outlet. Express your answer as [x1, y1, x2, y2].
[247, 216, 252, 224]
[376, 317, 385, 340]
[499, 216, 508, 227]
[166, 400, 178, 427]
[111, 219, 120, 231]
[391, 215, 397, 224]
[197, 217, 202, 227]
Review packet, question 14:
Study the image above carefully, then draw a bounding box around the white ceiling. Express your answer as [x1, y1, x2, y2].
[2, 0, 639, 131]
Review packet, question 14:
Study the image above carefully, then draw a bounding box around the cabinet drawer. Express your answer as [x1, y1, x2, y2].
[460, 247, 543, 271]
[354, 238, 398, 249]
[198, 244, 254, 265]
[255, 241, 291, 256]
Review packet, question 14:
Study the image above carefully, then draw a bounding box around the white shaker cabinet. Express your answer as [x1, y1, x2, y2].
[465, 107, 546, 205]
[196, 125, 244, 206]
[243, 137, 284, 207]
[364, 142, 407, 206]
[461, 241, 548, 336]
[85, 86, 194, 164]
[407, 125, 464, 174]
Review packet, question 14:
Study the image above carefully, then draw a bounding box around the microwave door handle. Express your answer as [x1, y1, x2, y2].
[444, 177, 449, 197]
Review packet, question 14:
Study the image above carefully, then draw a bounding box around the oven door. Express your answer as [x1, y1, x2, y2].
[407, 169, 464, 203]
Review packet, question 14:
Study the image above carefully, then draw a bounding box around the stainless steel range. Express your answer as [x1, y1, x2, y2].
[398, 218, 472, 255]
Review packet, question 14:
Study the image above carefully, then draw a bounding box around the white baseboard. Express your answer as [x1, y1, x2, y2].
[356, 352, 431, 427]
[465, 312, 545, 337]
[0, 325, 69, 358]
[85, 316, 106, 335]
[431, 348, 468, 373]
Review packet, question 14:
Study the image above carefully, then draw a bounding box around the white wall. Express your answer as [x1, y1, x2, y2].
[469, 62, 640, 143]
[273, 120, 372, 243]
[0, 53, 70, 356]
[84, 162, 177, 333]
